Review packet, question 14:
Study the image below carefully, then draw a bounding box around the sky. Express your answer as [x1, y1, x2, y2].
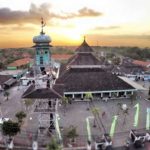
[0, 0, 150, 48]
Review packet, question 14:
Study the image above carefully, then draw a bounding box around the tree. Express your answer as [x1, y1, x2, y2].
[112, 57, 121, 65]
[47, 138, 61, 150]
[4, 91, 10, 101]
[62, 96, 68, 115]
[130, 92, 137, 105]
[2, 120, 20, 138]
[84, 92, 93, 110]
[66, 125, 78, 143]
[15, 111, 26, 124]
[24, 99, 33, 111]
[91, 107, 100, 128]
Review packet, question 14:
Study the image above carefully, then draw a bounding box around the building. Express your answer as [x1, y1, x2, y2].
[7, 58, 32, 70]
[22, 19, 61, 133]
[32, 19, 52, 75]
[0, 75, 12, 90]
[56, 39, 136, 100]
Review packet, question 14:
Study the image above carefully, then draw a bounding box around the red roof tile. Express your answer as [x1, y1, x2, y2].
[8, 58, 32, 67]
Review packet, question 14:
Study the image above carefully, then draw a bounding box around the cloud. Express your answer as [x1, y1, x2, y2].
[55, 7, 103, 19]
[86, 33, 150, 40]
[0, 3, 52, 25]
[93, 26, 120, 30]
[0, 4, 103, 25]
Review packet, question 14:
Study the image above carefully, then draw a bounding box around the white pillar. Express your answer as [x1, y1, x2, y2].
[101, 93, 103, 98]
[117, 92, 119, 97]
[72, 94, 75, 99]
[109, 92, 111, 97]
[81, 94, 84, 99]
[131, 91, 134, 95]
[124, 91, 127, 95]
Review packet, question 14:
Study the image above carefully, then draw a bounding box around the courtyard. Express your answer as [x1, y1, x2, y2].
[0, 81, 149, 149]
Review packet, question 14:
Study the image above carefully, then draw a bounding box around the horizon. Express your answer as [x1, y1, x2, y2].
[0, 0, 150, 48]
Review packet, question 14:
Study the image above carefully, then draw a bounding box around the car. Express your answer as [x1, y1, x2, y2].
[0, 117, 10, 125]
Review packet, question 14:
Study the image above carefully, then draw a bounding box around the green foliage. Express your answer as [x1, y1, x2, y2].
[15, 111, 26, 123]
[130, 92, 137, 104]
[24, 99, 33, 107]
[0, 62, 4, 69]
[66, 126, 78, 141]
[84, 92, 93, 100]
[62, 96, 68, 105]
[51, 47, 74, 55]
[4, 91, 9, 100]
[47, 138, 61, 150]
[91, 107, 100, 115]
[2, 120, 20, 137]
[112, 57, 121, 65]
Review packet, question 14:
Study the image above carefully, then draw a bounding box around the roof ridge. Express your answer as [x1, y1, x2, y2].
[50, 88, 63, 98]
[22, 84, 36, 98]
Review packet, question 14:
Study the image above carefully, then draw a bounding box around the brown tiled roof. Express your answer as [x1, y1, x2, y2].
[56, 68, 135, 93]
[22, 84, 63, 99]
[8, 58, 32, 67]
[132, 60, 150, 67]
[66, 53, 101, 66]
[75, 39, 93, 53]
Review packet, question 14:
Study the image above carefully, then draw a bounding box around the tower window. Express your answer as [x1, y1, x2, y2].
[40, 56, 43, 65]
[45, 51, 48, 54]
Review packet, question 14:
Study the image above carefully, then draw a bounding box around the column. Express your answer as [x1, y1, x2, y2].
[117, 92, 119, 97]
[81, 94, 84, 100]
[109, 92, 111, 98]
[101, 93, 103, 98]
[124, 91, 127, 97]
[72, 94, 75, 99]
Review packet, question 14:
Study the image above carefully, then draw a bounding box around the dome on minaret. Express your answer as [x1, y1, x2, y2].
[33, 33, 51, 44]
[33, 18, 52, 44]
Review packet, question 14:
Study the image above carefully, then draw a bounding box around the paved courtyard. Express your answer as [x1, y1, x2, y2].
[0, 81, 149, 148]
[58, 94, 150, 147]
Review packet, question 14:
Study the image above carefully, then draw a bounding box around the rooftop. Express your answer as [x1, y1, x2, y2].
[22, 84, 63, 99]
[56, 68, 135, 93]
[75, 39, 94, 53]
[8, 58, 32, 67]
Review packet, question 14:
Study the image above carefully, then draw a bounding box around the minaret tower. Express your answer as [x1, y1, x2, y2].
[33, 18, 52, 75]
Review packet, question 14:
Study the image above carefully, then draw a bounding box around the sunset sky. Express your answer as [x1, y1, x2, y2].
[0, 0, 150, 48]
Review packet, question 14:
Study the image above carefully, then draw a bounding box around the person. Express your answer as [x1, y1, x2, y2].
[102, 111, 106, 118]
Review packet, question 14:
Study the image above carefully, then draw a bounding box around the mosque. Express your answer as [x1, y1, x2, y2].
[22, 19, 137, 130]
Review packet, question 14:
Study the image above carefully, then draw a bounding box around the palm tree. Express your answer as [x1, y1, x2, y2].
[62, 96, 68, 115]
[4, 91, 9, 101]
[24, 99, 33, 111]
[66, 125, 78, 143]
[84, 92, 93, 110]
[47, 138, 61, 150]
[130, 92, 137, 105]
[15, 111, 26, 124]
[91, 107, 99, 128]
